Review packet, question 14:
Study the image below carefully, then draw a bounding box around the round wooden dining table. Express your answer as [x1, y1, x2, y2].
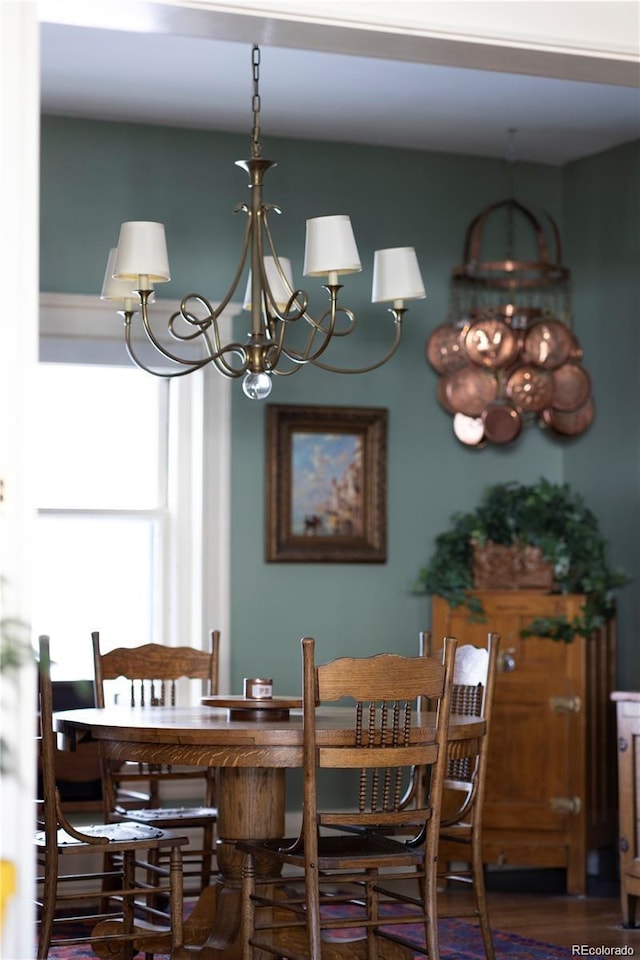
[54, 702, 485, 960]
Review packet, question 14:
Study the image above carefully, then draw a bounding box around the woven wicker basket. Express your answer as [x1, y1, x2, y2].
[471, 540, 555, 590]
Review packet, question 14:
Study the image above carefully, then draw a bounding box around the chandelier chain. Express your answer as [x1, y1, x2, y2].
[251, 45, 262, 158]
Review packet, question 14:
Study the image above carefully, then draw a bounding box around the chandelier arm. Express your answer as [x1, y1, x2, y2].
[123, 313, 211, 378]
[275, 305, 339, 367]
[136, 292, 220, 368]
[261, 217, 309, 323]
[309, 310, 405, 374]
[174, 295, 230, 357]
[137, 293, 250, 378]
[206, 210, 253, 321]
[208, 346, 249, 379]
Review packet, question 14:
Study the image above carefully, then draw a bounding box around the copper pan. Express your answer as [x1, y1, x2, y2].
[521, 320, 576, 370]
[551, 363, 591, 412]
[465, 317, 519, 369]
[436, 375, 456, 413]
[426, 323, 469, 374]
[482, 401, 522, 445]
[506, 364, 554, 413]
[542, 398, 595, 436]
[444, 365, 498, 417]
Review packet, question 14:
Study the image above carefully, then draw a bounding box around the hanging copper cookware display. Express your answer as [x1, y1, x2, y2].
[425, 197, 594, 447]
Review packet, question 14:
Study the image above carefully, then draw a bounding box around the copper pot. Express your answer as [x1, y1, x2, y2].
[482, 401, 522, 444]
[542, 398, 595, 436]
[443, 366, 498, 417]
[521, 319, 576, 370]
[465, 317, 519, 369]
[426, 323, 468, 374]
[436, 376, 456, 413]
[506, 364, 554, 413]
[551, 363, 591, 412]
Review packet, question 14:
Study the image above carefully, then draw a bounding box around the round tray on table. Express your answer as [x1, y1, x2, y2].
[201, 695, 302, 721]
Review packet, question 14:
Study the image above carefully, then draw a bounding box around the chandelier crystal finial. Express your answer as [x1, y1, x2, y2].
[102, 45, 426, 398]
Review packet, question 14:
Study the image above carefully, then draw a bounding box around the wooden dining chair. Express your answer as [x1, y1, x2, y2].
[239, 635, 457, 960]
[36, 634, 187, 960]
[92, 629, 220, 894]
[421, 629, 500, 960]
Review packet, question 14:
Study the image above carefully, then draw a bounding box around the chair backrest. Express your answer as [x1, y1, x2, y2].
[92, 630, 220, 708]
[38, 635, 108, 845]
[300, 636, 457, 847]
[420, 630, 499, 826]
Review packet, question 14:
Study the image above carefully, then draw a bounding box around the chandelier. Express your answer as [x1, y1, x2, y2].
[101, 46, 425, 399]
[426, 196, 594, 446]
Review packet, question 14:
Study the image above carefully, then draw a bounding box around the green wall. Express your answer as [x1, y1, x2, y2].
[562, 141, 640, 683]
[40, 116, 638, 699]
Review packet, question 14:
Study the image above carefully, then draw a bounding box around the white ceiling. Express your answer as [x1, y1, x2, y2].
[39, 8, 640, 167]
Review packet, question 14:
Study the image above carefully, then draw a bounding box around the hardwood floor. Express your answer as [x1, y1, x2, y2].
[483, 891, 636, 950]
[440, 868, 640, 951]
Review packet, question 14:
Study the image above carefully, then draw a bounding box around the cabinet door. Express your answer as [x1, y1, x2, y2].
[432, 593, 586, 844]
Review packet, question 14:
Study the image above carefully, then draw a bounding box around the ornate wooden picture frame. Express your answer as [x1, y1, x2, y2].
[265, 404, 388, 563]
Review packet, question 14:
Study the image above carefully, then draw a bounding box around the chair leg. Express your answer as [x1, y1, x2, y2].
[37, 852, 57, 960]
[201, 822, 214, 891]
[471, 838, 495, 960]
[122, 850, 136, 960]
[170, 845, 184, 951]
[423, 860, 440, 960]
[241, 854, 256, 960]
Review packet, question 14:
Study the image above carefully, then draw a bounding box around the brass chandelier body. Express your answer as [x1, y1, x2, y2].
[102, 47, 425, 399]
[427, 198, 594, 447]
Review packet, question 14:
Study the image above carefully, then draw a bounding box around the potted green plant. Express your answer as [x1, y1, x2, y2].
[414, 478, 629, 642]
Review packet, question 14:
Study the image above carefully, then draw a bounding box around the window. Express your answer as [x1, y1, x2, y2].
[33, 363, 167, 679]
[36, 291, 233, 693]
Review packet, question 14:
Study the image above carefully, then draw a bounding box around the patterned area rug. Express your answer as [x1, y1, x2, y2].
[45, 912, 571, 959]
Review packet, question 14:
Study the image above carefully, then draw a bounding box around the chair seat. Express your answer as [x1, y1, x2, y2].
[440, 821, 472, 838]
[243, 832, 427, 871]
[123, 805, 217, 826]
[35, 820, 168, 848]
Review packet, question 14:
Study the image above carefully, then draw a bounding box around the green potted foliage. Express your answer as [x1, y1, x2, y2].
[414, 478, 629, 643]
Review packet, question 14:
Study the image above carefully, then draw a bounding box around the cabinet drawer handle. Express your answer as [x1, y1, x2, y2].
[499, 648, 516, 672]
[550, 795, 581, 815]
[550, 695, 581, 714]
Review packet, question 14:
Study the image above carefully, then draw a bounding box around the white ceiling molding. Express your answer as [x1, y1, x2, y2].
[39, 0, 640, 84]
[40, 291, 241, 344]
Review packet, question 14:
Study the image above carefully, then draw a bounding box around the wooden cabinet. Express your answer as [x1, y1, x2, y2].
[611, 692, 640, 925]
[432, 591, 617, 894]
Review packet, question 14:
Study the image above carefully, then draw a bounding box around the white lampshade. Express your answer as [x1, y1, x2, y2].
[371, 247, 426, 304]
[112, 221, 171, 283]
[100, 247, 154, 302]
[303, 215, 362, 278]
[243, 256, 294, 312]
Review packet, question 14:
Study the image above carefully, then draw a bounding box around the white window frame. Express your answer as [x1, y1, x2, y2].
[39, 292, 235, 694]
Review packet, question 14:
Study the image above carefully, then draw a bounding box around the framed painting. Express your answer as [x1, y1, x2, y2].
[265, 404, 388, 563]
